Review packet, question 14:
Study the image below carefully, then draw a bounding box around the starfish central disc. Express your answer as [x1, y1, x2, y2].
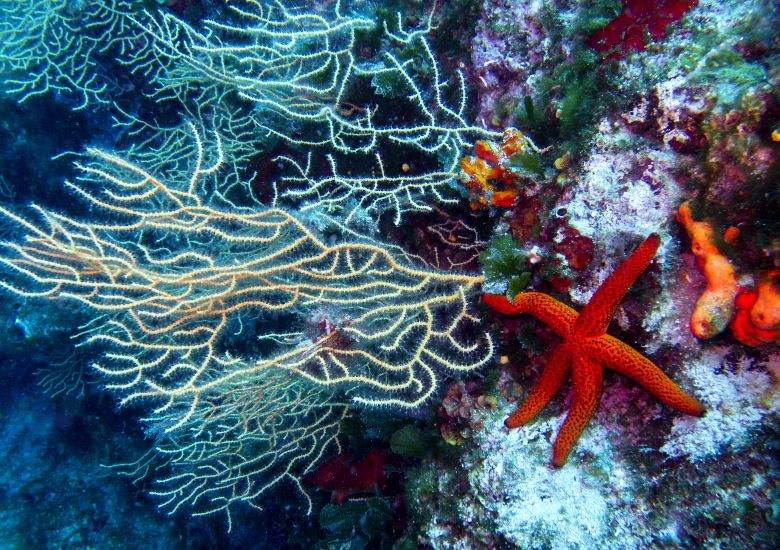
[484, 234, 704, 467]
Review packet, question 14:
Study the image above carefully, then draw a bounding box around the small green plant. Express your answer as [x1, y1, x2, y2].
[480, 235, 533, 299]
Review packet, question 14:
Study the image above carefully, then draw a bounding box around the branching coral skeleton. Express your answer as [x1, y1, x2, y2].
[124, 0, 509, 225]
[111, 368, 349, 531]
[269, 6, 507, 224]
[0, 0, 136, 109]
[127, 0, 373, 121]
[0, 125, 492, 523]
[0, 0, 506, 527]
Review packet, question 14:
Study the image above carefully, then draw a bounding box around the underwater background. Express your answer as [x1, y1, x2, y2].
[0, 0, 778, 548]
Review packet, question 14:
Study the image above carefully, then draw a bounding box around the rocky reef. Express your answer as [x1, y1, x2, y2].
[400, 0, 779, 548]
[0, 0, 777, 548]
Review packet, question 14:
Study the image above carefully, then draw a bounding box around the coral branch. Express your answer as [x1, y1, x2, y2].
[0, 124, 492, 522]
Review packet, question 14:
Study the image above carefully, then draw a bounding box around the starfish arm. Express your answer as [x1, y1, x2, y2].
[483, 292, 577, 338]
[552, 354, 602, 467]
[505, 344, 572, 429]
[575, 234, 661, 337]
[587, 336, 704, 416]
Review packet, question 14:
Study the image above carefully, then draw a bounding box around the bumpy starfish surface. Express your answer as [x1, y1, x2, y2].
[484, 234, 704, 467]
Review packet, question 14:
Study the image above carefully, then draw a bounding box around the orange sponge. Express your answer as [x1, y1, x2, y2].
[458, 128, 533, 209]
[730, 270, 780, 346]
[677, 201, 739, 339]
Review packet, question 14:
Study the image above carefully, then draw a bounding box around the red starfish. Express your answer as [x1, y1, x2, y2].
[484, 234, 704, 467]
